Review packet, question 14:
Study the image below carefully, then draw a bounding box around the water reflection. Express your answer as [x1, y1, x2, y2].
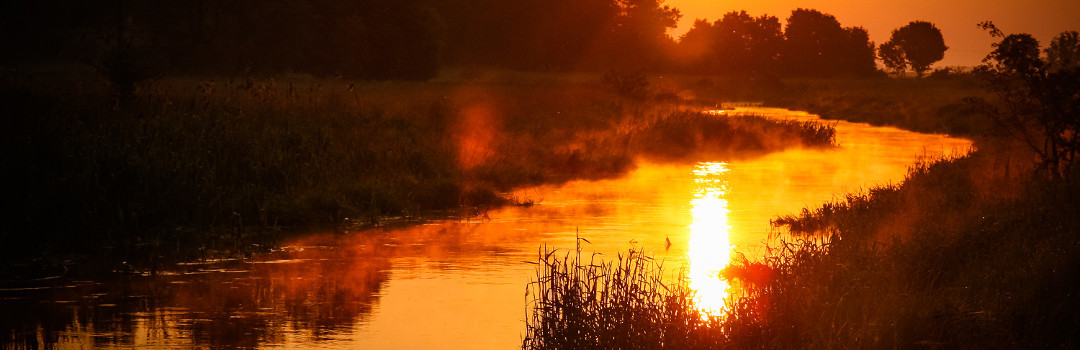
[2, 107, 974, 349]
[688, 162, 733, 314]
[0, 243, 392, 349]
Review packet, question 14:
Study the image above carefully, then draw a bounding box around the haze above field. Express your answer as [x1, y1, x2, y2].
[669, 0, 1080, 67]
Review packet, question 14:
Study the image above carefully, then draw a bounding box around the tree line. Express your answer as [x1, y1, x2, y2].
[2, 0, 951, 80]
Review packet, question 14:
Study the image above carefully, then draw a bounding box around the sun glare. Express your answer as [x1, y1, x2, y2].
[688, 162, 733, 314]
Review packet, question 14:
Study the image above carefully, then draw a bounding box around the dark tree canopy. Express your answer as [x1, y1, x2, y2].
[5, 2, 954, 79]
[674, 11, 783, 75]
[1045, 31, 1080, 73]
[780, 8, 876, 77]
[142, 0, 445, 80]
[840, 26, 879, 76]
[885, 21, 947, 78]
[986, 33, 1043, 75]
[595, 0, 682, 69]
[675, 19, 718, 72]
[434, 0, 577, 68]
[971, 23, 1080, 176]
[713, 11, 784, 75]
[878, 41, 907, 76]
[672, 8, 878, 77]
[532, 0, 620, 70]
[1, 0, 446, 80]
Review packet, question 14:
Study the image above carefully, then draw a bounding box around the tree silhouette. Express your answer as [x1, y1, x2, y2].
[878, 41, 907, 76]
[675, 19, 718, 72]
[781, 8, 875, 77]
[885, 21, 947, 78]
[782, 8, 845, 75]
[969, 22, 1080, 177]
[713, 11, 783, 75]
[674, 11, 782, 75]
[1045, 31, 1080, 73]
[531, 0, 618, 70]
[839, 26, 878, 76]
[597, 0, 681, 68]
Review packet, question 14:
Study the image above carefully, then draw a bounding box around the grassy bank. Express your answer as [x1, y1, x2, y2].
[0, 68, 834, 271]
[525, 148, 1080, 348]
[758, 150, 1079, 348]
[525, 69, 1080, 347]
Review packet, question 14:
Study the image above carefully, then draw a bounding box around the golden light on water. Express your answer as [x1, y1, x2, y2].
[687, 162, 733, 314]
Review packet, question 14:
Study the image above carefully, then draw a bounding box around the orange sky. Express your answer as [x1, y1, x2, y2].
[666, 0, 1080, 67]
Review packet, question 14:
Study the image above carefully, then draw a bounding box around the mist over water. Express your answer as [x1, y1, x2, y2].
[1, 108, 971, 349]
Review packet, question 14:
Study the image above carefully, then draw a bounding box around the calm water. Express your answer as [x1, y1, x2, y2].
[1, 108, 971, 349]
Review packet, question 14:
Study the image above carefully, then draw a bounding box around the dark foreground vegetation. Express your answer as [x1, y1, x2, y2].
[0, 69, 834, 273]
[524, 25, 1080, 349]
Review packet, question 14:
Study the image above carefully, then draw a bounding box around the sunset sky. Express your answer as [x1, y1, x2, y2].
[667, 0, 1080, 67]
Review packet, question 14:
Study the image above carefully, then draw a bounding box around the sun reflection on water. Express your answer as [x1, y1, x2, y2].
[688, 162, 733, 314]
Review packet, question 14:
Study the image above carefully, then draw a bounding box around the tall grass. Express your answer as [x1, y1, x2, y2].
[523, 247, 724, 349]
[761, 149, 1080, 348]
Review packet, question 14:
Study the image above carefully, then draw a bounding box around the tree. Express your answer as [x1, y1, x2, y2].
[596, 0, 681, 69]
[781, 8, 875, 77]
[782, 8, 845, 75]
[1046, 30, 1080, 72]
[673, 11, 782, 75]
[713, 11, 783, 75]
[839, 26, 878, 76]
[969, 22, 1080, 177]
[674, 19, 718, 72]
[358, 1, 444, 80]
[878, 41, 907, 76]
[885, 21, 947, 78]
[530, 0, 618, 70]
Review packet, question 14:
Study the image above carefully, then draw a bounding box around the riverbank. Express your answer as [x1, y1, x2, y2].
[674, 73, 992, 139]
[0, 68, 835, 274]
[526, 145, 1080, 348]
[525, 73, 1080, 347]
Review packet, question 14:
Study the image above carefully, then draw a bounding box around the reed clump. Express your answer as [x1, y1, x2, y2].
[626, 111, 835, 161]
[523, 248, 724, 349]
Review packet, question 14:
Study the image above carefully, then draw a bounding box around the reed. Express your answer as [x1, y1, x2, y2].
[523, 247, 724, 349]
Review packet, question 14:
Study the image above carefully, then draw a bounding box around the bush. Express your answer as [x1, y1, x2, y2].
[601, 69, 650, 100]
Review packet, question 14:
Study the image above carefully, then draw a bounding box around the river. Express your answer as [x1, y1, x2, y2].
[0, 108, 972, 349]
